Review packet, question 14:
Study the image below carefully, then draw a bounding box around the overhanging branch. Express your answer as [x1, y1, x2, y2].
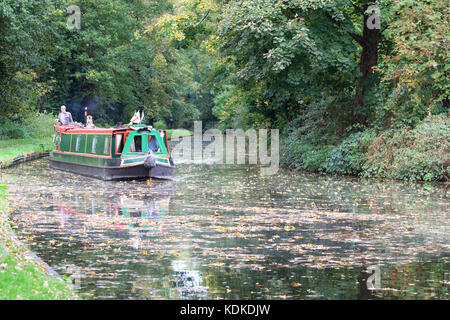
[349, 32, 364, 46]
[324, 12, 364, 47]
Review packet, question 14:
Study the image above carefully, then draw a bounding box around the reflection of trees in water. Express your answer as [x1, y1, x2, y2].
[169, 260, 208, 299]
[283, 175, 448, 215]
[231, 166, 448, 215]
[126, 259, 209, 299]
[357, 266, 378, 300]
[356, 259, 449, 300]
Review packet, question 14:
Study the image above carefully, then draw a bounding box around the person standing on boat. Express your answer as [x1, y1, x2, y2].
[57, 105, 73, 125]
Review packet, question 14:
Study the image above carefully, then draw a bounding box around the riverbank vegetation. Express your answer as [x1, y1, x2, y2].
[0, 0, 448, 181]
[0, 113, 54, 167]
[0, 185, 78, 299]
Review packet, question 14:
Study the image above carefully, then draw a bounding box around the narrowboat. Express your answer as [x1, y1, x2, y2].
[50, 123, 174, 180]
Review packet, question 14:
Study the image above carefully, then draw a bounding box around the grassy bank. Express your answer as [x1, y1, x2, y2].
[0, 114, 78, 299]
[0, 185, 78, 299]
[0, 137, 53, 168]
[166, 129, 193, 140]
[0, 112, 55, 168]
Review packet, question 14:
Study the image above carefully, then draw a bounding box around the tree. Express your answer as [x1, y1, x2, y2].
[144, 0, 222, 128]
[38, 0, 158, 124]
[218, 0, 365, 128]
[0, 0, 54, 118]
[377, 0, 449, 127]
[326, 1, 385, 125]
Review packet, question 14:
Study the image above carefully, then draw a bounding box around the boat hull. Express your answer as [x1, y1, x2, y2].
[50, 157, 174, 181]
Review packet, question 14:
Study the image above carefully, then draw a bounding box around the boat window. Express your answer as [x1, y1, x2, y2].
[115, 134, 124, 154]
[92, 136, 98, 154]
[148, 135, 161, 152]
[104, 136, 110, 154]
[130, 135, 142, 153]
[75, 135, 81, 152]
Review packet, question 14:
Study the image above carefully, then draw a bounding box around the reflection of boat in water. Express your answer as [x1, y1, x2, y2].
[53, 192, 171, 237]
[116, 195, 170, 236]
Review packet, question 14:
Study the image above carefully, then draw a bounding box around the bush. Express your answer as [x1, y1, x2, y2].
[281, 103, 341, 173]
[363, 114, 449, 181]
[0, 112, 55, 140]
[325, 130, 376, 176]
[153, 120, 168, 130]
[0, 120, 27, 140]
[281, 134, 335, 172]
[22, 112, 55, 138]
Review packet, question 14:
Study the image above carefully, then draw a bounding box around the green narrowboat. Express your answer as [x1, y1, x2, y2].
[50, 123, 174, 180]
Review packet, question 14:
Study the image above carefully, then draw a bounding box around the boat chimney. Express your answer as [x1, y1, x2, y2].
[84, 107, 88, 127]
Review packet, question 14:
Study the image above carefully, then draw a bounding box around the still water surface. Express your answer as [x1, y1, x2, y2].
[1, 159, 449, 299]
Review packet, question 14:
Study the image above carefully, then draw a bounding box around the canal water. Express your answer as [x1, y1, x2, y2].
[0, 158, 448, 299]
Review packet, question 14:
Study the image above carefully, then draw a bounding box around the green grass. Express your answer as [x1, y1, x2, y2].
[0, 137, 53, 167]
[0, 138, 51, 148]
[0, 186, 78, 299]
[0, 134, 78, 299]
[166, 129, 193, 140]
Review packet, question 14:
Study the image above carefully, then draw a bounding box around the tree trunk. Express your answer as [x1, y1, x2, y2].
[351, 4, 382, 125]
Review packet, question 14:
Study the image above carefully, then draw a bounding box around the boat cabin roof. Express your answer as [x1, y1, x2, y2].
[55, 124, 157, 135]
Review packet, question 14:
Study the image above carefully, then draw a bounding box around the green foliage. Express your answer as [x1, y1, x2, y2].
[153, 120, 168, 130]
[22, 112, 55, 138]
[0, 0, 54, 117]
[0, 184, 7, 198]
[288, 143, 335, 172]
[282, 113, 449, 182]
[147, 0, 222, 128]
[218, 0, 449, 181]
[166, 128, 193, 139]
[217, 0, 359, 127]
[0, 120, 28, 140]
[281, 100, 340, 172]
[363, 114, 450, 181]
[0, 0, 203, 128]
[41, 0, 157, 123]
[212, 84, 272, 130]
[325, 130, 376, 176]
[377, 0, 450, 127]
[0, 113, 55, 140]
